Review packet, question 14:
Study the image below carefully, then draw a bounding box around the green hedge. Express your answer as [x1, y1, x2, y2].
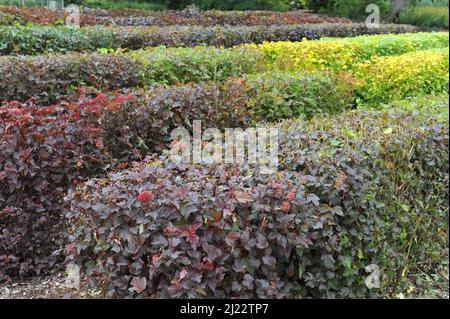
[132, 46, 266, 85]
[0, 23, 421, 56]
[245, 71, 355, 122]
[363, 94, 450, 123]
[0, 26, 116, 55]
[82, 70, 356, 160]
[0, 46, 266, 102]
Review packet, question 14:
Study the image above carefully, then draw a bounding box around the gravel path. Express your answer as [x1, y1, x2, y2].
[1, 270, 447, 299]
[0, 272, 95, 299]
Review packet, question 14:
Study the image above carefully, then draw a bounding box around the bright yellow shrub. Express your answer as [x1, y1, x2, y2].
[355, 49, 449, 105]
[249, 40, 365, 71]
[249, 32, 449, 72]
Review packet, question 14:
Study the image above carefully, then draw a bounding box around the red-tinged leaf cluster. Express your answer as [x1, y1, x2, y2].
[64, 109, 448, 298]
[0, 93, 127, 281]
[0, 53, 144, 103]
[80, 8, 351, 26]
[137, 191, 155, 203]
[0, 6, 350, 27]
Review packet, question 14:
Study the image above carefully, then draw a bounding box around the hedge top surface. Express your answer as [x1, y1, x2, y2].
[0, 23, 422, 56]
[0, 5, 351, 26]
[250, 32, 449, 70]
[355, 49, 449, 105]
[1, 32, 448, 103]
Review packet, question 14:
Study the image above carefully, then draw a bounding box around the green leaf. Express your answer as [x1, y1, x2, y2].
[342, 256, 352, 269]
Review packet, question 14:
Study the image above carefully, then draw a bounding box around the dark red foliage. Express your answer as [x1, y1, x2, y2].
[63, 110, 449, 298]
[0, 94, 126, 280]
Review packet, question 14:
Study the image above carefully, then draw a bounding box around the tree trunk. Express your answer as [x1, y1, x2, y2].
[389, 0, 411, 22]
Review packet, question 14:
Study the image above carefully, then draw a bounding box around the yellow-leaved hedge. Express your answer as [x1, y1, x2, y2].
[248, 32, 449, 72]
[355, 49, 449, 105]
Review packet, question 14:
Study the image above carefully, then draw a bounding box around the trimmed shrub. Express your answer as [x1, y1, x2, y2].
[0, 6, 349, 26]
[245, 71, 356, 121]
[114, 23, 420, 50]
[0, 68, 355, 281]
[0, 23, 422, 56]
[252, 32, 449, 71]
[133, 46, 266, 85]
[356, 49, 449, 105]
[99, 80, 251, 160]
[64, 108, 449, 298]
[1, 32, 446, 103]
[84, 6, 346, 25]
[0, 11, 20, 26]
[362, 94, 449, 123]
[0, 94, 127, 281]
[82, 0, 167, 11]
[0, 5, 65, 26]
[0, 52, 144, 103]
[0, 47, 264, 102]
[0, 25, 116, 56]
[90, 70, 356, 159]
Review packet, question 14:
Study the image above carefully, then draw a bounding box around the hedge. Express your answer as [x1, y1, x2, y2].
[0, 70, 354, 280]
[1, 87, 448, 282]
[0, 25, 116, 55]
[0, 94, 126, 281]
[0, 46, 265, 102]
[244, 71, 355, 122]
[362, 94, 450, 123]
[252, 32, 449, 71]
[0, 52, 145, 103]
[1, 32, 448, 103]
[63, 108, 449, 298]
[132, 46, 266, 86]
[79, 8, 350, 26]
[0, 23, 422, 56]
[80, 10, 351, 26]
[355, 49, 449, 105]
[0, 6, 349, 27]
[100, 71, 356, 160]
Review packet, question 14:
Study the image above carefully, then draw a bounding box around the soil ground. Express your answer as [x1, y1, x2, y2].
[1, 268, 448, 299]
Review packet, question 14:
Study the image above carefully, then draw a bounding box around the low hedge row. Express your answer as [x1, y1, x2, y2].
[63, 108, 449, 298]
[0, 46, 266, 103]
[132, 46, 265, 86]
[355, 49, 449, 105]
[114, 23, 420, 50]
[0, 52, 145, 103]
[1, 32, 448, 103]
[363, 94, 450, 123]
[0, 94, 124, 281]
[101, 71, 356, 159]
[252, 32, 449, 71]
[0, 23, 421, 56]
[1, 86, 448, 282]
[0, 6, 349, 27]
[0, 25, 117, 55]
[81, 8, 351, 26]
[0, 70, 355, 280]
